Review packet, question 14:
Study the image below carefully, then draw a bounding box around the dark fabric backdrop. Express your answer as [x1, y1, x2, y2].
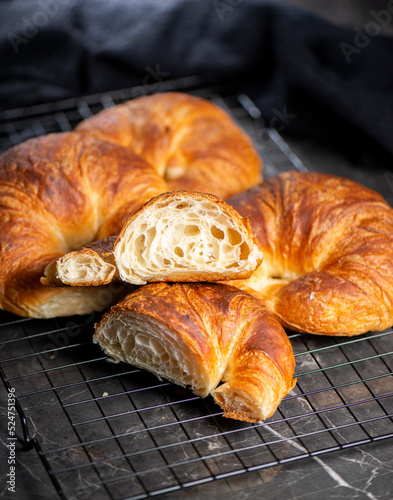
[1, 0, 393, 164]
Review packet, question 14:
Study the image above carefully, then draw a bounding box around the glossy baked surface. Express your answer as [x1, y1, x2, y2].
[228, 171, 393, 336]
[95, 282, 296, 423]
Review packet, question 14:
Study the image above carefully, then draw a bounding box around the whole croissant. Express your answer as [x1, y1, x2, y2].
[94, 282, 296, 423]
[228, 171, 393, 336]
[42, 191, 263, 287]
[76, 92, 262, 199]
[0, 132, 166, 318]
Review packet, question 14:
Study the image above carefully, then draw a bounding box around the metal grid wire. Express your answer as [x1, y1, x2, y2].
[0, 80, 392, 500]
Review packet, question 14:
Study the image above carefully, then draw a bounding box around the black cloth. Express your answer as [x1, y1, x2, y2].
[1, 0, 393, 164]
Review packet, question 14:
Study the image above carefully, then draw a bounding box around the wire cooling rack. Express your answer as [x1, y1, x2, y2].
[0, 79, 392, 500]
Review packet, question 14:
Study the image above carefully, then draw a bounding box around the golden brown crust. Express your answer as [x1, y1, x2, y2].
[94, 282, 296, 422]
[0, 132, 166, 317]
[0, 92, 261, 317]
[227, 171, 393, 336]
[76, 92, 262, 199]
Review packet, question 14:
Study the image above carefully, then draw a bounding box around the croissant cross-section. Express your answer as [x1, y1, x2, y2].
[114, 191, 263, 285]
[94, 283, 296, 423]
[42, 237, 118, 287]
[43, 191, 264, 287]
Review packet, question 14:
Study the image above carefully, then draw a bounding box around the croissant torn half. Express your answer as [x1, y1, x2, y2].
[94, 282, 296, 422]
[42, 237, 118, 287]
[114, 191, 263, 284]
[42, 191, 263, 287]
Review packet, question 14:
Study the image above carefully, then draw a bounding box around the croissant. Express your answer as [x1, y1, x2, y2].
[43, 191, 263, 287]
[227, 171, 393, 336]
[0, 132, 166, 318]
[94, 282, 296, 422]
[76, 92, 262, 199]
[41, 237, 119, 287]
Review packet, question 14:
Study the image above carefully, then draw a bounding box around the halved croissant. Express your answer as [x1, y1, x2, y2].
[76, 92, 262, 199]
[227, 171, 393, 336]
[42, 191, 263, 286]
[94, 282, 296, 422]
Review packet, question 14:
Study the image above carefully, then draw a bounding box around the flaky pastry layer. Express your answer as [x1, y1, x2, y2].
[0, 132, 165, 317]
[42, 191, 263, 287]
[76, 92, 262, 199]
[114, 191, 263, 284]
[94, 283, 296, 423]
[228, 171, 393, 336]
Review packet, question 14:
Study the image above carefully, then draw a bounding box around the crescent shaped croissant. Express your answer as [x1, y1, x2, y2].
[94, 282, 296, 423]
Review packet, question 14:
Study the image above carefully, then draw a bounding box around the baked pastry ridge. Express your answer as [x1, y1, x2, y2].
[227, 171, 393, 336]
[94, 282, 296, 423]
[76, 92, 263, 199]
[0, 132, 166, 318]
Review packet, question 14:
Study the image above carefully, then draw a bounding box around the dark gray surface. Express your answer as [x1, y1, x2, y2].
[1, 320, 393, 500]
[160, 440, 393, 499]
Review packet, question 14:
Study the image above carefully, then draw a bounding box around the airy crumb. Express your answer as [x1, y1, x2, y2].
[102, 392, 109, 397]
